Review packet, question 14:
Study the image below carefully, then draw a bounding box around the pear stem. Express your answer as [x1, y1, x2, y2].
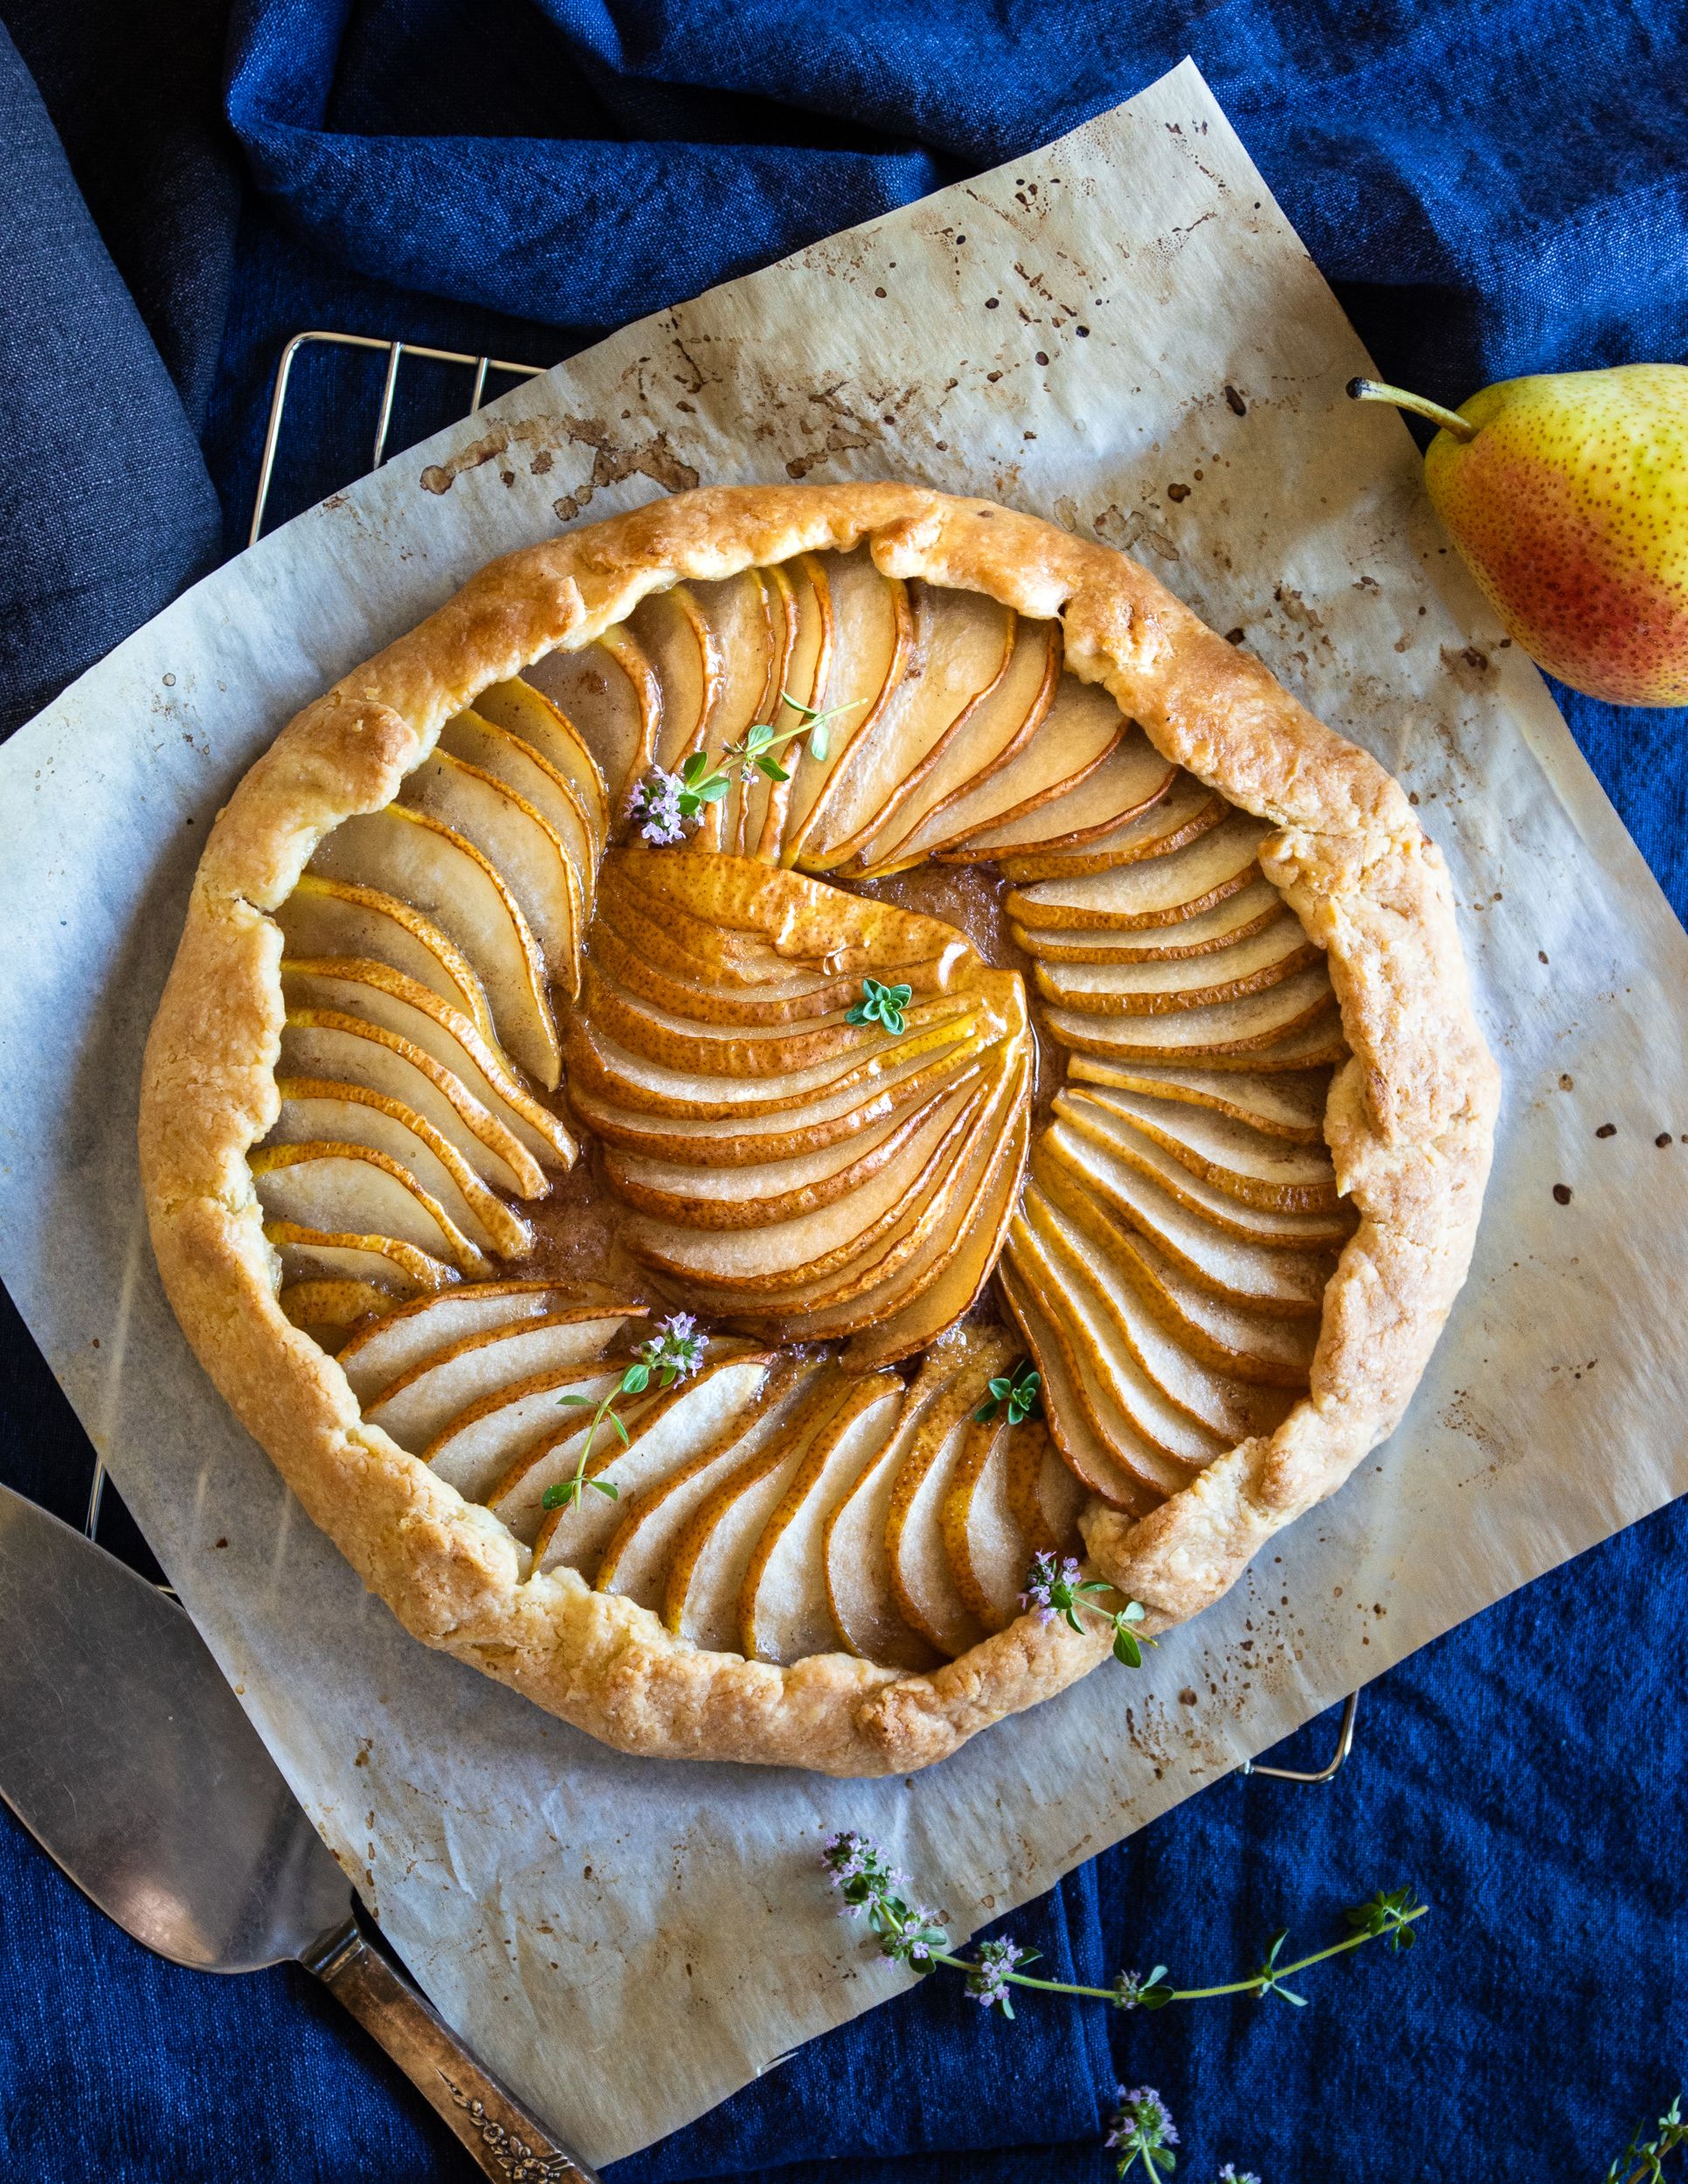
[1346, 376, 1478, 442]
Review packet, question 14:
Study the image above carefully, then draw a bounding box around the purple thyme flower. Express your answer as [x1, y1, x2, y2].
[1216, 2166, 1261, 2183]
[1105, 2084, 1179, 2160]
[631, 766, 687, 845]
[640, 1312, 706, 1383]
[965, 1937, 1026, 2014]
[1019, 1551, 1083, 1626]
[1114, 1968, 1146, 2010]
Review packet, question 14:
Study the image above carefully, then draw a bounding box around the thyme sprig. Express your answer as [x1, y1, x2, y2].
[541, 1314, 706, 1515]
[820, 1830, 1428, 2028]
[975, 1359, 1041, 1426]
[1608, 2095, 1687, 2184]
[846, 977, 914, 1036]
[1020, 1550, 1158, 1667]
[630, 691, 868, 843]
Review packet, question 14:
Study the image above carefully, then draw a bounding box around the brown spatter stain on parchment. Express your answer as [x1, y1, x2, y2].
[419, 414, 559, 494]
[1441, 642, 1494, 688]
[419, 414, 700, 519]
[550, 417, 701, 522]
[1093, 503, 1180, 563]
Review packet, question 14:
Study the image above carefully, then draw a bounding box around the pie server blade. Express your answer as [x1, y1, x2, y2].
[0, 1482, 598, 2181]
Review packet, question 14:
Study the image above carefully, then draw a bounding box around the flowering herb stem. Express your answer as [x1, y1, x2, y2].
[1020, 1550, 1157, 1667]
[821, 1834, 1425, 2026]
[630, 692, 868, 843]
[542, 1315, 707, 1515]
[1608, 2095, 1687, 2184]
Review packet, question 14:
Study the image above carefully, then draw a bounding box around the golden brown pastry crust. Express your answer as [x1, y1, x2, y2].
[139, 481, 1498, 1776]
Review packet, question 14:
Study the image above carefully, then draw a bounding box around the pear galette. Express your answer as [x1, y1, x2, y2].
[139, 482, 1498, 1776]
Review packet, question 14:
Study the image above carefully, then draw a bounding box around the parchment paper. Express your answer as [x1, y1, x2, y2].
[3, 60, 1685, 2166]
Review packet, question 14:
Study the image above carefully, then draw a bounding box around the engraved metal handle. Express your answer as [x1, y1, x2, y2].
[305, 1918, 600, 2182]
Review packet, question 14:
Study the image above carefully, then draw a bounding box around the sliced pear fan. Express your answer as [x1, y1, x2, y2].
[397, 749, 578, 991]
[937, 724, 1174, 861]
[363, 1307, 648, 1452]
[308, 804, 559, 1086]
[474, 678, 609, 855]
[276, 874, 497, 1041]
[1005, 808, 1271, 930]
[779, 550, 913, 866]
[337, 1282, 611, 1400]
[251, 1142, 491, 1278]
[266, 1221, 460, 1297]
[267, 1080, 531, 1258]
[1034, 915, 1318, 1015]
[281, 962, 574, 1170]
[997, 773, 1226, 882]
[522, 627, 660, 812]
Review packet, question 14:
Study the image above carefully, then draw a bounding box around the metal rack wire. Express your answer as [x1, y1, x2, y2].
[87, 326, 1360, 1784]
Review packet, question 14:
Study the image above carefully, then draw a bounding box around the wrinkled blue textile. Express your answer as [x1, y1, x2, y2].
[0, 3, 1685, 2179]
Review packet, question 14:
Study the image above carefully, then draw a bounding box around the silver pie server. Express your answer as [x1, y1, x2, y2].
[0, 1482, 598, 2182]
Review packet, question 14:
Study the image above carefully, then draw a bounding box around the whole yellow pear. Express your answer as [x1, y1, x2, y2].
[1352, 363, 1688, 706]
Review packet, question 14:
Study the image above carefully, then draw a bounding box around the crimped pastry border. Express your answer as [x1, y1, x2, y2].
[138, 481, 1498, 1777]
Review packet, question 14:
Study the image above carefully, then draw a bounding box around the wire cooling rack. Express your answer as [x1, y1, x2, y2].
[90, 327, 1360, 1784]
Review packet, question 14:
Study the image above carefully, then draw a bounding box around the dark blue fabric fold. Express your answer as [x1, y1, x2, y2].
[0, 3, 1685, 2179]
[0, 22, 223, 734]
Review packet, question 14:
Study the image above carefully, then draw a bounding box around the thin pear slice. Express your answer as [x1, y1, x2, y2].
[398, 749, 577, 987]
[582, 963, 977, 1082]
[630, 1078, 986, 1296]
[1016, 1196, 1224, 1467]
[867, 670, 1124, 873]
[938, 729, 1173, 861]
[998, 772, 1225, 882]
[478, 677, 609, 855]
[283, 962, 574, 1171]
[308, 804, 557, 1085]
[421, 1358, 644, 1500]
[721, 566, 797, 857]
[664, 1373, 858, 1652]
[1025, 1185, 1288, 1449]
[337, 1281, 602, 1400]
[523, 629, 659, 809]
[588, 922, 886, 1029]
[266, 1221, 459, 1297]
[839, 616, 1060, 876]
[738, 1375, 904, 1662]
[1040, 1123, 1334, 1316]
[593, 874, 882, 994]
[280, 1279, 393, 1337]
[606, 1083, 963, 1230]
[687, 572, 780, 854]
[824, 1345, 972, 1669]
[838, 1061, 1029, 1368]
[634, 584, 722, 773]
[511, 1352, 771, 1559]
[269, 1081, 530, 1259]
[1034, 916, 1318, 1014]
[1072, 1085, 1342, 1212]
[885, 1337, 1019, 1658]
[744, 555, 831, 859]
[1056, 1186, 1320, 1386]
[564, 1007, 981, 1123]
[569, 1034, 982, 1165]
[251, 1143, 490, 1278]
[782, 553, 914, 865]
[593, 1358, 825, 1607]
[438, 711, 597, 977]
[280, 1013, 544, 1199]
[276, 874, 496, 1041]
[805, 586, 1015, 870]
[1006, 809, 1270, 930]
[1059, 1092, 1352, 1247]
[750, 1069, 1010, 1332]
[363, 1308, 647, 1453]
[1068, 1056, 1332, 1144]
[1004, 1420, 1089, 1556]
[997, 1249, 1167, 1512]
[1042, 967, 1337, 1064]
[942, 1418, 1034, 1632]
[1013, 877, 1283, 964]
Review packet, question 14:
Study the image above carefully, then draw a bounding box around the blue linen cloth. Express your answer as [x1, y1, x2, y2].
[0, 4, 1684, 2178]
